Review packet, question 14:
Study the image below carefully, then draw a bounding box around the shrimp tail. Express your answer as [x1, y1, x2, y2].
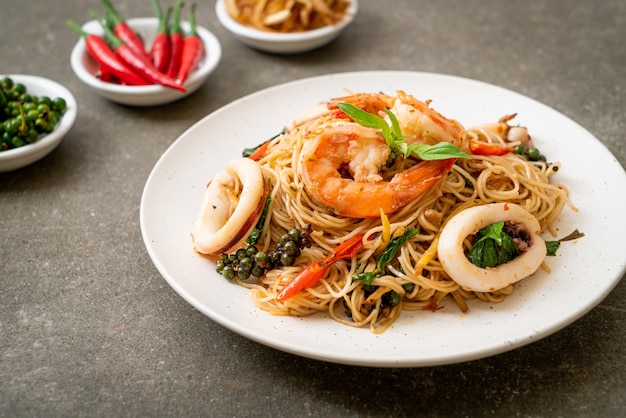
[327, 93, 394, 119]
[389, 158, 456, 210]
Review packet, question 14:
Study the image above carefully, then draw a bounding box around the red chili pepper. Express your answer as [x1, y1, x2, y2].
[67, 19, 151, 86]
[247, 140, 270, 161]
[276, 234, 365, 302]
[150, 0, 172, 73]
[177, 4, 204, 84]
[95, 16, 186, 92]
[469, 139, 515, 156]
[100, 0, 150, 60]
[166, 0, 186, 79]
[98, 65, 118, 83]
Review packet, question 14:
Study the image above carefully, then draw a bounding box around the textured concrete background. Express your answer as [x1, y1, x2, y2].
[1, 1, 624, 416]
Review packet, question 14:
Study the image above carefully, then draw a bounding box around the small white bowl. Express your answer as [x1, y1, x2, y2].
[70, 17, 221, 106]
[0, 74, 77, 172]
[216, 0, 358, 54]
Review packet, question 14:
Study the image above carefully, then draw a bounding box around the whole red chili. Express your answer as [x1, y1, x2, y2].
[97, 65, 118, 84]
[66, 19, 150, 86]
[276, 234, 365, 302]
[101, 0, 150, 61]
[97, 17, 186, 92]
[166, 0, 185, 79]
[150, 0, 172, 73]
[177, 4, 204, 84]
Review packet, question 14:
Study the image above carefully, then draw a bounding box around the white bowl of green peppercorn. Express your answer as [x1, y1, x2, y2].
[0, 74, 77, 172]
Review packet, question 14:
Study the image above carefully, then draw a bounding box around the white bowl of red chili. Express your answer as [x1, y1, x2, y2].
[216, 0, 358, 54]
[70, 17, 221, 106]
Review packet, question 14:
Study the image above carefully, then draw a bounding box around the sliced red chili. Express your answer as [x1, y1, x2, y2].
[469, 140, 515, 156]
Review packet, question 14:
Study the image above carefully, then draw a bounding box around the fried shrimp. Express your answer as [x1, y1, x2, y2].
[299, 120, 455, 218]
[472, 113, 534, 149]
[295, 91, 468, 218]
[191, 88, 574, 334]
[328, 92, 394, 118]
[392, 90, 466, 148]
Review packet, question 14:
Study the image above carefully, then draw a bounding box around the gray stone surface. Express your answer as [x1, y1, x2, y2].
[1, 1, 624, 416]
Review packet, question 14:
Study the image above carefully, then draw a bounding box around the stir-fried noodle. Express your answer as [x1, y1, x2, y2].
[195, 91, 574, 333]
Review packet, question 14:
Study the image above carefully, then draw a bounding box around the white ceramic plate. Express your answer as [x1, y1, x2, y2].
[0, 74, 77, 172]
[140, 71, 626, 367]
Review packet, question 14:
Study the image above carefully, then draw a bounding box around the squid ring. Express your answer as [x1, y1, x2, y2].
[438, 203, 546, 292]
[193, 157, 266, 255]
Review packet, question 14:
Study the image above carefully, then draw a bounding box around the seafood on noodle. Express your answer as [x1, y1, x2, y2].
[473, 113, 534, 149]
[328, 91, 466, 148]
[297, 91, 469, 217]
[299, 119, 456, 218]
[191, 89, 575, 333]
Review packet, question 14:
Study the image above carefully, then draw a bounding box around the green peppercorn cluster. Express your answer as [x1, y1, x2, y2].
[513, 144, 546, 162]
[217, 228, 312, 281]
[0, 77, 67, 151]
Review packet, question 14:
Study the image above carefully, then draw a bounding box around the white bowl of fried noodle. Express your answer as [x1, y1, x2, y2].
[216, 0, 358, 54]
[70, 17, 222, 106]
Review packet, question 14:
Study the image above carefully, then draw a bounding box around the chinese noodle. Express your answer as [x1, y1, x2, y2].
[200, 91, 574, 334]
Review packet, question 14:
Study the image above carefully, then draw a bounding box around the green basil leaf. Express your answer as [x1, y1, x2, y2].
[384, 108, 404, 141]
[474, 221, 505, 245]
[558, 229, 585, 242]
[544, 229, 584, 256]
[406, 142, 470, 160]
[352, 227, 419, 284]
[545, 240, 560, 256]
[498, 231, 521, 262]
[376, 227, 419, 271]
[337, 101, 469, 162]
[242, 132, 282, 157]
[482, 240, 500, 268]
[468, 221, 521, 268]
[468, 239, 488, 267]
[402, 282, 415, 293]
[336, 102, 388, 132]
[353, 272, 376, 285]
[382, 291, 401, 307]
[245, 196, 272, 246]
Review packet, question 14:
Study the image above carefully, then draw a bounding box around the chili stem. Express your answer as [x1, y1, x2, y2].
[100, 0, 149, 59]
